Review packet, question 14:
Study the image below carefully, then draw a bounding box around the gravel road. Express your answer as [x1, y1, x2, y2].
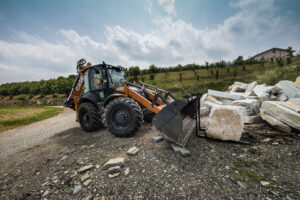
[0, 108, 78, 159]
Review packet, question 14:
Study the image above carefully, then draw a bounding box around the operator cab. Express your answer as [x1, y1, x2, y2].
[83, 64, 125, 100]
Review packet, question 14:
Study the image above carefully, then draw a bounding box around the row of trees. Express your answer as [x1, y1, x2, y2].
[0, 75, 76, 96]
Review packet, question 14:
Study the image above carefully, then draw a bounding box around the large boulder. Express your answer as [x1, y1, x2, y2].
[231, 99, 260, 116]
[253, 84, 281, 100]
[260, 110, 291, 133]
[275, 80, 300, 100]
[228, 82, 248, 91]
[260, 101, 300, 130]
[206, 106, 246, 141]
[245, 81, 257, 94]
[208, 89, 244, 101]
[288, 98, 300, 106]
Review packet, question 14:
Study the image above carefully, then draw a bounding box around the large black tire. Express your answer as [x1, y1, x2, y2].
[78, 102, 104, 132]
[103, 98, 143, 137]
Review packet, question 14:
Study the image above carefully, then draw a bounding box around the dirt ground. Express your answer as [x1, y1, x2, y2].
[0, 111, 299, 200]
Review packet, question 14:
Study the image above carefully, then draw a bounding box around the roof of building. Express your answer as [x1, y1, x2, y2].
[253, 47, 288, 58]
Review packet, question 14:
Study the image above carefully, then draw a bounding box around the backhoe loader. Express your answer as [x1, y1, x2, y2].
[64, 59, 201, 147]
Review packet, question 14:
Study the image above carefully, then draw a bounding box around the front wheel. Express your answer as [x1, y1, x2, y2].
[78, 102, 104, 132]
[104, 98, 143, 137]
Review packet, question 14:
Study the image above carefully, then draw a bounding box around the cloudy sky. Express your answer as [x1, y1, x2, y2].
[0, 0, 300, 83]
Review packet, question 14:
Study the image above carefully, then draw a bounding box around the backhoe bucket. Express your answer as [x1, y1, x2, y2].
[152, 95, 200, 147]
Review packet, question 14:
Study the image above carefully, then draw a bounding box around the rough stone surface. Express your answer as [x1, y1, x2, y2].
[82, 194, 93, 200]
[200, 107, 210, 116]
[244, 115, 262, 124]
[170, 143, 191, 157]
[73, 185, 82, 195]
[208, 89, 244, 100]
[245, 81, 257, 93]
[108, 173, 120, 178]
[206, 95, 223, 105]
[78, 165, 93, 173]
[200, 93, 207, 102]
[206, 106, 246, 141]
[83, 179, 92, 186]
[103, 158, 125, 170]
[253, 85, 281, 99]
[276, 80, 300, 100]
[295, 76, 300, 88]
[229, 82, 248, 91]
[288, 98, 300, 106]
[106, 166, 121, 175]
[260, 110, 291, 133]
[124, 167, 130, 176]
[127, 146, 139, 156]
[261, 101, 300, 130]
[231, 99, 260, 116]
[152, 136, 163, 142]
[279, 102, 300, 113]
[80, 172, 90, 182]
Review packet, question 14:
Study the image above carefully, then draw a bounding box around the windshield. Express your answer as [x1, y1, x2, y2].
[108, 69, 125, 87]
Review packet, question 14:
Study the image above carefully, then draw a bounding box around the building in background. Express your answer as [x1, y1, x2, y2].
[253, 48, 289, 61]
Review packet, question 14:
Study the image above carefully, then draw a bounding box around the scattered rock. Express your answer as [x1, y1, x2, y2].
[260, 181, 270, 186]
[245, 81, 257, 93]
[208, 89, 244, 100]
[96, 165, 100, 169]
[73, 185, 82, 195]
[42, 190, 50, 197]
[225, 166, 230, 170]
[231, 99, 260, 116]
[275, 80, 300, 100]
[260, 110, 291, 133]
[124, 167, 130, 176]
[237, 181, 247, 189]
[106, 166, 121, 175]
[229, 82, 248, 91]
[103, 158, 125, 170]
[52, 176, 58, 180]
[152, 136, 163, 142]
[206, 95, 223, 105]
[127, 146, 139, 156]
[78, 165, 93, 173]
[206, 106, 246, 141]
[82, 194, 93, 200]
[262, 138, 271, 142]
[108, 173, 120, 178]
[261, 101, 300, 130]
[80, 172, 90, 182]
[170, 143, 191, 157]
[83, 179, 92, 186]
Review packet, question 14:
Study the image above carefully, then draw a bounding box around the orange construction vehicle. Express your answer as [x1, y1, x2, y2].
[64, 59, 201, 147]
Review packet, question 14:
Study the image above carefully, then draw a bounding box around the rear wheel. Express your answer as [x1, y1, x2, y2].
[104, 98, 143, 137]
[78, 102, 104, 132]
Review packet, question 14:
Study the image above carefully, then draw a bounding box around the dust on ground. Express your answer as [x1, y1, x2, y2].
[0, 114, 299, 199]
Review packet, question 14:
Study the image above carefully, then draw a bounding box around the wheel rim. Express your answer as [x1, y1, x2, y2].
[111, 108, 131, 130]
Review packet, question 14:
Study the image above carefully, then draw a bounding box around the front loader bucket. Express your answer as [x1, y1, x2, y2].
[152, 95, 200, 147]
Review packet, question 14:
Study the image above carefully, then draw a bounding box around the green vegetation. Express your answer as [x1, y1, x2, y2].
[0, 106, 63, 132]
[0, 51, 299, 99]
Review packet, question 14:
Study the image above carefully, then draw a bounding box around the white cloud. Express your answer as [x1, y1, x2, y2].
[158, 0, 175, 15]
[0, 0, 299, 83]
[145, 0, 152, 14]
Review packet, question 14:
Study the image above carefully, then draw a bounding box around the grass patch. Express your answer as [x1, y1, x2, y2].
[234, 160, 258, 168]
[0, 106, 63, 133]
[236, 168, 262, 182]
[262, 158, 274, 167]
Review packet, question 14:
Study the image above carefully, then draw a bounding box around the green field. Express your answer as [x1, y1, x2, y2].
[134, 55, 300, 98]
[0, 106, 64, 133]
